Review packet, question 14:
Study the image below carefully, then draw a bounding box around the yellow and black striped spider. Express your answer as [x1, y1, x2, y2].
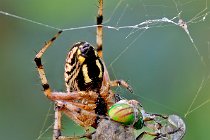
[34, 0, 132, 139]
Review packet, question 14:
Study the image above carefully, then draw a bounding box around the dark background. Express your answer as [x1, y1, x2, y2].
[0, 0, 210, 139]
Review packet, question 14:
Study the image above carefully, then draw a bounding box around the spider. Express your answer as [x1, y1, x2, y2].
[34, 0, 132, 139]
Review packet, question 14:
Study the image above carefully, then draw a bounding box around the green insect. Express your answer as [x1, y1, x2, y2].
[107, 99, 186, 140]
[108, 99, 144, 129]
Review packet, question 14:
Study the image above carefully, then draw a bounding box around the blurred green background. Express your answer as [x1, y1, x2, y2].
[0, 0, 210, 139]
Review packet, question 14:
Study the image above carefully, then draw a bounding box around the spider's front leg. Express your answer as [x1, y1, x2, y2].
[34, 31, 64, 140]
[34, 30, 63, 99]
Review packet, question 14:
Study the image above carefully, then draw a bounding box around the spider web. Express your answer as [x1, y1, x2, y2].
[1, 0, 210, 139]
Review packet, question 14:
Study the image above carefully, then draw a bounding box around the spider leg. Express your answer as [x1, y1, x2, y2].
[53, 100, 98, 140]
[56, 100, 98, 128]
[70, 101, 96, 110]
[53, 101, 95, 140]
[102, 64, 133, 93]
[96, 0, 133, 93]
[34, 30, 62, 100]
[51, 91, 98, 101]
[96, 0, 103, 58]
[53, 106, 62, 140]
[110, 80, 133, 93]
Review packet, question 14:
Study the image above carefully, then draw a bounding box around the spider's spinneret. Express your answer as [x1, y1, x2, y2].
[65, 42, 104, 93]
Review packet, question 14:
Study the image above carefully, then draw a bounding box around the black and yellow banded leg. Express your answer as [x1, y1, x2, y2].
[96, 0, 103, 58]
[34, 30, 62, 100]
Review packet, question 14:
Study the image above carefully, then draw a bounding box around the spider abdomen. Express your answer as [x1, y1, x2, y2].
[77, 59, 104, 92]
[65, 42, 104, 92]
